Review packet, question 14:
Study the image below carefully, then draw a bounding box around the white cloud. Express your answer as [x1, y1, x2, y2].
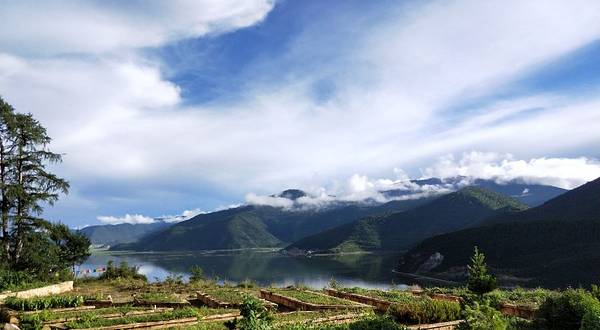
[245, 193, 294, 210]
[158, 208, 206, 223]
[0, 0, 276, 56]
[1, 0, 599, 226]
[97, 214, 156, 225]
[244, 152, 600, 210]
[422, 152, 600, 189]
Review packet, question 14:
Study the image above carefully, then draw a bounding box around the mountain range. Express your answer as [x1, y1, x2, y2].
[396, 177, 600, 287]
[112, 196, 433, 251]
[89, 178, 564, 247]
[84, 176, 600, 287]
[286, 186, 529, 252]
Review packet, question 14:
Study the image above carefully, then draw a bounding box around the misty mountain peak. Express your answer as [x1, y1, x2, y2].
[274, 189, 308, 201]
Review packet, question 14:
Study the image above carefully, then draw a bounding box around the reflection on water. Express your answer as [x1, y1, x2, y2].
[79, 251, 408, 290]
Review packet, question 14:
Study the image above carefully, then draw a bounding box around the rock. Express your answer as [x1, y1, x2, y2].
[416, 252, 444, 273]
[4, 323, 20, 330]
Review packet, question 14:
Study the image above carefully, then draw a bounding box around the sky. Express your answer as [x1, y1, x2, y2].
[1, 0, 599, 228]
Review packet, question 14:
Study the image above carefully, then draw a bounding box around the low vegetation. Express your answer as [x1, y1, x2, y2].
[267, 288, 357, 306]
[201, 287, 257, 304]
[64, 307, 201, 329]
[4, 295, 84, 311]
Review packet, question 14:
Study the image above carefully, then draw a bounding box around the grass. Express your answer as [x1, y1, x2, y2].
[338, 287, 415, 303]
[200, 287, 258, 304]
[268, 289, 357, 306]
[63, 307, 231, 329]
[18, 306, 155, 322]
[136, 291, 184, 303]
[4, 295, 85, 311]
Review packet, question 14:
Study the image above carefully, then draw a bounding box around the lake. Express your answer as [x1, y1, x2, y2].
[79, 250, 413, 290]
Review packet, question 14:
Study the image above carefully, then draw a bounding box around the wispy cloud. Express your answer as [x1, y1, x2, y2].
[97, 214, 156, 225]
[422, 152, 600, 189]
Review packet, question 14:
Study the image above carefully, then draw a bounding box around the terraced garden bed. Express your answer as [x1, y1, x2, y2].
[133, 291, 191, 308]
[196, 287, 255, 308]
[326, 289, 392, 311]
[274, 310, 369, 326]
[260, 289, 371, 311]
[47, 307, 233, 330]
[332, 287, 461, 325]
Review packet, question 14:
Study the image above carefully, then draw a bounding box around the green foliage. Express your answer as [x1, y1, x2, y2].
[388, 296, 461, 324]
[189, 265, 207, 283]
[201, 287, 254, 304]
[455, 301, 507, 330]
[237, 279, 258, 288]
[340, 287, 415, 303]
[269, 288, 356, 306]
[580, 308, 600, 330]
[328, 276, 339, 289]
[279, 315, 410, 330]
[64, 306, 200, 329]
[0, 98, 86, 283]
[165, 271, 184, 285]
[592, 285, 600, 301]
[225, 296, 274, 330]
[531, 288, 600, 330]
[98, 259, 147, 281]
[483, 287, 557, 308]
[467, 247, 498, 295]
[4, 295, 84, 311]
[0, 268, 53, 292]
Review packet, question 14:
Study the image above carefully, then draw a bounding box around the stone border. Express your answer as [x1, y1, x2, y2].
[499, 302, 537, 319]
[196, 290, 243, 309]
[407, 320, 463, 330]
[133, 298, 191, 308]
[260, 290, 372, 311]
[325, 289, 391, 312]
[50, 317, 199, 330]
[0, 281, 74, 302]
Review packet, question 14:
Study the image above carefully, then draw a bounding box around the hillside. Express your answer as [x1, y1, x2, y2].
[80, 222, 170, 245]
[287, 186, 529, 252]
[396, 177, 600, 288]
[115, 197, 433, 251]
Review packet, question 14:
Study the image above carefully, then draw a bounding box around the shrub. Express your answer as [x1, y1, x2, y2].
[4, 295, 84, 311]
[189, 265, 207, 283]
[224, 296, 273, 330]
[455, 300, 507, 330]
[467, 247, 497, 296]
[98, 259, 147, 281]
[388, 296, 461, 324]
[532, 288, 600, 330]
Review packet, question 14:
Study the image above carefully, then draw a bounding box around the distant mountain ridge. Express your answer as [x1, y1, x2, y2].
[396, 177, 600, 288]
[107, 177, 567, 252]
[113, 197, 435, 251]
[80, 222, 170, 245]
[286, 186, 530, 253]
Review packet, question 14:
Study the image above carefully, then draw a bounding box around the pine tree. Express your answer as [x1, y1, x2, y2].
[0, 96, 84, 280]
[467, 246, 498, 296]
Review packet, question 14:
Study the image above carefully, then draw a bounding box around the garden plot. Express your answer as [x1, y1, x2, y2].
[260, 289, 371, 311]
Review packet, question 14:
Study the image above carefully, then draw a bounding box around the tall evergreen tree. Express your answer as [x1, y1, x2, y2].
[0, 96, 82, 280]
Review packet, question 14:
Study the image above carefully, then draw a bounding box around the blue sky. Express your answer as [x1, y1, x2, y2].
[1, 0, 599, 227]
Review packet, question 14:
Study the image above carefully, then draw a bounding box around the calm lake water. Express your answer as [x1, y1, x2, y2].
[79, 250, 412, 290]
